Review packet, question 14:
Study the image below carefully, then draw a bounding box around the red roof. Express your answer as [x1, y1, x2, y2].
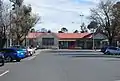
[83, 33, 93, 38]
[27, 32, 92, 39]
[27, 33, 43, 39]
[56, 33, 91, 39]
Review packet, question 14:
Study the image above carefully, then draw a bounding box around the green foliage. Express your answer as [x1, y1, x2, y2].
[10, 2, 40, 45]
[61, 27, 68, 33]
[89, 0, 120, 45]
[80, 23, 88, 33]
[74, 30, 79, 33]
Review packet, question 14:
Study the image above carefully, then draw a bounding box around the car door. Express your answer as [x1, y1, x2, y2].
[108, 47, 117, 54]
[1, 49, 15, 58]
[113, 48, 118, 54]
[116, 48, 120, 54]
[2, 49, 11, 58]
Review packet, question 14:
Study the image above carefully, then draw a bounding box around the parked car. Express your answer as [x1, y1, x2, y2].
[27, 47, 36, 56]
[0, 52, 4, 66]
[101, 46, 115, 53]
[11, 45, 29, 57]
[0, 48, 26, 62]
[104, 47, 120, 55]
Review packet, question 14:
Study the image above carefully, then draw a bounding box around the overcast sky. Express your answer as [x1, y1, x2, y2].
[9, 0, 99, 32]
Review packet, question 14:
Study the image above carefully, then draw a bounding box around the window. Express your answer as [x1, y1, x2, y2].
[42, 38, 54, 46]
[0, 49, 16, 53]
[109, 47, 117, 50]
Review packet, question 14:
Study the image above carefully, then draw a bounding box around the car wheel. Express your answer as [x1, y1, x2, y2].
[0, 58, 4, 66]
[106, 51, 110, 55]
[29, 52, 32, 56]
[5, 56, 12, 62]
[34, 51, 35, 53]
[30, 53, 32, 56]
[16, 58, 21, 62]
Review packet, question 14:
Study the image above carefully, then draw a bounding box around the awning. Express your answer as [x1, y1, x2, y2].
[59, 40, 76, 42]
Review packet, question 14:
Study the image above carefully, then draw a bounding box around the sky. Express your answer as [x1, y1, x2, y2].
[7, 0, 99, 32]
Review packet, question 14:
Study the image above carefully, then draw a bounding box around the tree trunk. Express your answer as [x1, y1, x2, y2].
[0, 38, 7, 48]
[19, 40, 23, 46]
[108, 37, 114, 46]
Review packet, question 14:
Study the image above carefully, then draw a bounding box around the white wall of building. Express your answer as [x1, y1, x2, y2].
[37, 33, 59, 49]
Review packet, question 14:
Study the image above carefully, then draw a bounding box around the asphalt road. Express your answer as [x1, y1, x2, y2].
[1, 50, 120, 81]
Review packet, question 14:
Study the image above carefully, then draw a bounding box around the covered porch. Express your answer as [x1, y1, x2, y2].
[59, 39, 103, 49]
[59, 39, 76, 49]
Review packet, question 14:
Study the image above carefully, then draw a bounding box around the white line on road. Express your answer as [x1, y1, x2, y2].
[0, 70, 9, 77]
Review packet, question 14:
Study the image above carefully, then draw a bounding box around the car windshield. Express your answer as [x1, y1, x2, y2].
[1, 0, 120, 81]
[12, 46, 26, 49]
[17, 49, 24, 51]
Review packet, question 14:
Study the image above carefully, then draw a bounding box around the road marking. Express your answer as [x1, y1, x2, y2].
[0, 70, 9, 77]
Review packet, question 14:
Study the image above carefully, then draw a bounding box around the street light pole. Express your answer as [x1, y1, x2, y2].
[80, 14, 84, 25]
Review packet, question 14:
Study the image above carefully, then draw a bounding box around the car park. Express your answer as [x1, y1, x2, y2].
[104, 47, 120, 55]
[0, 48, 26, 62]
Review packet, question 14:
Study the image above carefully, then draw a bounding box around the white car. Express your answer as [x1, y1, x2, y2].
[105, 47, 120, 55]
[27, 47, 36, 56]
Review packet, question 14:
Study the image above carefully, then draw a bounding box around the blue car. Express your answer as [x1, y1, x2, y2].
[0, 52, 4, 66]
[0, 48, 26, 62]
[11, 45, 28, 57]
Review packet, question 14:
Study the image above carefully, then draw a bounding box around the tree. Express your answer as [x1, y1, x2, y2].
[87, 21, 98, 30]
[40, 28, 47, 33]
[30, 28, 35, 32]
[89, 0, 120, 46]
[36, 30, 41, 32]
[58, 31, 63, 33]
[74, 30, 79, 33]
[48, 30, 51, 33]
[112, 2, 120, 41]
[10, 0, 40, 45]
[87, 21, 98, 32]
[10, 0, 23, 7]
[61, 27, 68, 33]
[80, 23, 88, 33]
[0, 0, 11, 48]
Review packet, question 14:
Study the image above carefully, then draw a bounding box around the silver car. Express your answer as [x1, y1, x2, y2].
[105, 47, 120, 55]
